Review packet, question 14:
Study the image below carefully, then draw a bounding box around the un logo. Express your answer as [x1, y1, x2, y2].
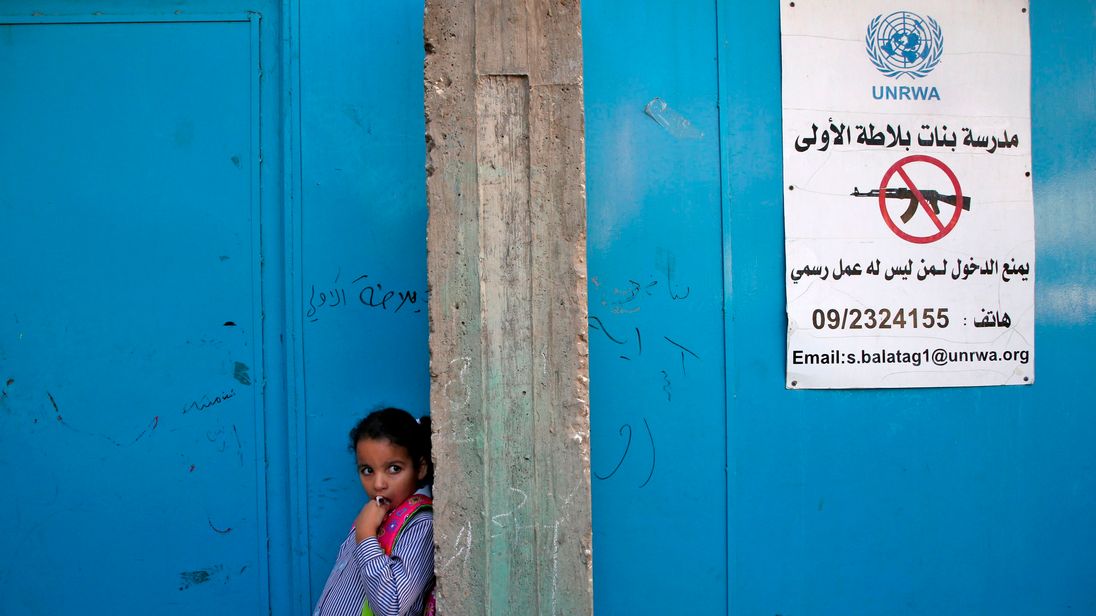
[866, 11, 943, 79]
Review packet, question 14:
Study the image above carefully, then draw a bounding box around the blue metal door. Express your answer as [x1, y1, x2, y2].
[294, 0, 429, 609]
[584, 3, 727, 612]
[0, 10, 278, 613]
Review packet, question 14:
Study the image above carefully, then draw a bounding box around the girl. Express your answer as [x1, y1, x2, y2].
[314, 407, 436, 616]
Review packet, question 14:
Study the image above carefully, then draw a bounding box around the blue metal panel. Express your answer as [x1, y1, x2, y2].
[718, 2, 1096, 614]
[587, 0, 1095, 613]
[0, 13, 278, 613]
[294, 0, 429, 609]
[583, 3, 727, 613]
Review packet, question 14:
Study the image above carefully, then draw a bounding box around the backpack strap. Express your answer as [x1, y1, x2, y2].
[377, 494, 433, 556]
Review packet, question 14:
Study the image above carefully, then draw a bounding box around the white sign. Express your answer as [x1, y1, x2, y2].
[781, 2, 1034, 389]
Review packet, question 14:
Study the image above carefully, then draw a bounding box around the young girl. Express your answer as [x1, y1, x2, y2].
[313, 407, 436, 616]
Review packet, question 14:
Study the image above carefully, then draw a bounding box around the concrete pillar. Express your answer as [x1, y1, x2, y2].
[424, 1, 592, 615]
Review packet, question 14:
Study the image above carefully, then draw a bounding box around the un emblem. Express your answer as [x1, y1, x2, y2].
[866, 11, 943, 79]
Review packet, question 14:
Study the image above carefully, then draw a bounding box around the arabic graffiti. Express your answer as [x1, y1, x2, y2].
[789, 257, 1031, 283]
[592, 417, 656, 488]
[793, 120, 1022, 154]
[602, 262, 691, 314]
[182, 389, 237, 413]
[588, 317, 700, 376]
[589, 260, 700, 491]
[306, 270, 425, 322]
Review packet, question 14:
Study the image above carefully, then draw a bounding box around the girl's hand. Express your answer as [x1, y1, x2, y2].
[354, 497, 390, 544]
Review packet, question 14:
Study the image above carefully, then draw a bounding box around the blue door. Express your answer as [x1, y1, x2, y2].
[0, 10, 278, 613]
[584, 3, 728, 612]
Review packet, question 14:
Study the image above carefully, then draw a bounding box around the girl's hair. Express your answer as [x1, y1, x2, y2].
[349, 407, 433, 485]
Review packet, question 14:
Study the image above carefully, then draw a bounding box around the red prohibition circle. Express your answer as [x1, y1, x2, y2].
[878, 154, 964, 244]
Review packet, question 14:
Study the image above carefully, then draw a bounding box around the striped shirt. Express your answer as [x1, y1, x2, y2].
[313, 508, 434, 616]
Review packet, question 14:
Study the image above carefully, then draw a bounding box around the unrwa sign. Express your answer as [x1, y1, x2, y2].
[872, 85, 941, 101]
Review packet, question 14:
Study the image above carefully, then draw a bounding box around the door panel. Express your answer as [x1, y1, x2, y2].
[0, 16, 269, 613]
[583, 3, 727, 613]
[294, 1, 430, 604]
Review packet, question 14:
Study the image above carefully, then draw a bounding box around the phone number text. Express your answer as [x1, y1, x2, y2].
[811, 307, 950, 330]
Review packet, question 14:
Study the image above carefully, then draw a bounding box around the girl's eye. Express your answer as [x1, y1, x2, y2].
[388, 465, 402, 474]
[360, 466, 373, 476]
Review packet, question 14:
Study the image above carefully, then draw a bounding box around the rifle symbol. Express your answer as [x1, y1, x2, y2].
[852, 187, 972, 223]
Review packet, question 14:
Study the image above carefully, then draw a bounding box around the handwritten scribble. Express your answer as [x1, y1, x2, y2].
[588, 316, 626, 344]
[611, 279, 659, 307]
[664, 336, 700, 376]
[208, 518, 233, 535]
[639, 418, 656, 488]
[592, 424, 632, 481]
[439, 522, 473, 572]
[306, 272, 424, 322]
[130, 416, 159, 444]
[593, 419, 656, 489]
[666, 261, 691, 301]
[231, 424, 243, 464]
[207, 428, 228, 452]
[589, 317, 645, 361]
[183, 389, 236, 413]
[47, 391, 61, 421]
[46, 392, 159, 447]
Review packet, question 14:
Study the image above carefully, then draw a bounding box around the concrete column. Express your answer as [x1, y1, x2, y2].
[424, 1, 592, 615]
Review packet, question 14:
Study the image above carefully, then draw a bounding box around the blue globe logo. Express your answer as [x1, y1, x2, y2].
[866, 11, 943, 79]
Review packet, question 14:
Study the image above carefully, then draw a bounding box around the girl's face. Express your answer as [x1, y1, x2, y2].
[355, 437, 427, 507]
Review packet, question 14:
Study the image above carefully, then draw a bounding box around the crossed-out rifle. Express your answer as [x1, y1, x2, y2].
[852, 187, 972, 223]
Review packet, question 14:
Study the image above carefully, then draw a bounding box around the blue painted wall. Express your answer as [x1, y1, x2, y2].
[586, 1, 1096, 614]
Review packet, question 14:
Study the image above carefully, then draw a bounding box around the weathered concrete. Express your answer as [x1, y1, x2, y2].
[424, 1, 592, 614]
